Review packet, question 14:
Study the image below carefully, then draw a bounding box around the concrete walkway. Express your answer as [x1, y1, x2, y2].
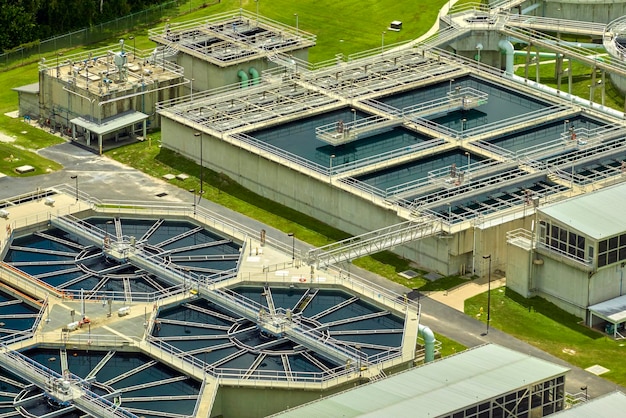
[428, 275, 507, 312]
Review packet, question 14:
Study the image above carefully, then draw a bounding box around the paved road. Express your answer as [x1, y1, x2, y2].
[3, 140, 624, 400]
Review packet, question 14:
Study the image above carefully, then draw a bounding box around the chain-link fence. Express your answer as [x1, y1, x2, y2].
[0, 0, 218, 69]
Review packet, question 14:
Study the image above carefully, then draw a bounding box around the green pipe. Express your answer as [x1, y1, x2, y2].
[249, 67, 259, 86]
[418, 324, 436, 363]
[237, 69, 249, 88]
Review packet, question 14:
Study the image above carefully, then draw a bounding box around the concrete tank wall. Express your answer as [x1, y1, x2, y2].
[39, 70, 183, 130]
[161, 117, 529, 277]
[520, 0, 626, 25]
[211, 381, 356, 417]
[178, 48, 309, 92]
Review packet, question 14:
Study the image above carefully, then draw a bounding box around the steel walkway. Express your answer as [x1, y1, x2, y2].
[306, 216, 442, 268]
[0, 347, 137, 418]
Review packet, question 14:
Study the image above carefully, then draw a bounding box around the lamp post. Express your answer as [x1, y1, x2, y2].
[381, 31, 386, 55]
[294, 13, 299, 36]
[581, 386, 588, 401]
[70, 175, 78, 202]
[56, 52, 63, 78]
[190, 188, 196, 215]
[128, 35, 135, 61]
[482, 254, 492, 335]
[194, 132, 203, 204]
[329, 154, 335, 184]
[288, 232, 295, 262]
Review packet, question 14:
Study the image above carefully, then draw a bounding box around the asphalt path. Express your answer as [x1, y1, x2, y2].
[3, 140, 624, 400]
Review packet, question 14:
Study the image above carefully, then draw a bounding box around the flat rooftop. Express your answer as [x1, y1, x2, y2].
[40, 43, 185, 99]
[149, 10, 316, 67]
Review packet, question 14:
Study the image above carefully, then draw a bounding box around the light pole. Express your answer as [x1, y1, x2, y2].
[482, 254, 492, 335]
[581, 386, 588, 401]
[56, 52, 63, 78]
[70, 175, 78, 202]
[294, 13, 299, 36]
[128, 35, 135, 61]
[381, 31, 386, 55]
[194, 132, 203, 204]
[288, 232, 295, 262]
[329, 154, 335, 184]
[190, 188, 196, 215]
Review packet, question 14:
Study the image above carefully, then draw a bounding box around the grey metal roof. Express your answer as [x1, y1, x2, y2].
[588, 294, 626, 323]
[552, 392, 626, 417]
[272, 344, 569, 418]
[540, 183, 626, 240]
[11, 83, 39, 94]
[70, 111, 148, 136]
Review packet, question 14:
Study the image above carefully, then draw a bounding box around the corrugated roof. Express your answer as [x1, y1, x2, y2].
[70, 110, 148, 136]
[552, 392, 626, 417]
[588, 294, 626, 323]
[272, 344, 569, 418]
[540, 183, 626, 239]
[11, 82, 39, 94]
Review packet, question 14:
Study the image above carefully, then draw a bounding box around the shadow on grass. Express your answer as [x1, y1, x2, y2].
[155, 148, 352, 242]
[420, 275, 470, 292]
[505, 288, 603, 340]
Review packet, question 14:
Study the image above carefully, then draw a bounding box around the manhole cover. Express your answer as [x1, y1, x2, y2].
[399, 270, 418, 279]
[424, 272, 443, 281]
[585, 364, 610, 375]
[155, 192, 168, 197]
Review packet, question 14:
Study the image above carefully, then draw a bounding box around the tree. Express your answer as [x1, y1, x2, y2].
[0, 1, 36, 51]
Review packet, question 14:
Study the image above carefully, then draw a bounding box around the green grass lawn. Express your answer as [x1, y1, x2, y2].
[435, 332, 467, 357]
[465, 287, 626, 386]
[514, 54, 625, 111]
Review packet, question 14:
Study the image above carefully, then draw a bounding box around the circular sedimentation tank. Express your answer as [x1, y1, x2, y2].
[0, 210, 419, 417]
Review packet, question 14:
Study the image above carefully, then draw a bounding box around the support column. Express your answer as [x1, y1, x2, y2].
[524, 42, 532, 80]
[601, 70, 606, 106]
[99, 134, 103, 155]
[590, 65, 597, 104]
[142, 120, 147, 140]
[535, 45, 541, 83]
[556, 54, 562, 93]
[568, 59, 573, 95]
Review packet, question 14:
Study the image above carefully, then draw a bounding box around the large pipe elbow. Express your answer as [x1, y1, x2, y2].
[249, 67, 259, 86]
[237, 69, 249, 88]
[498, 39, 515, 76]
[418, 324, 436, 363]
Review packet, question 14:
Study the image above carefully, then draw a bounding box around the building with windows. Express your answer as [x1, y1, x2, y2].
[272, 344, 569, 418]
[507, 182, 626, 325]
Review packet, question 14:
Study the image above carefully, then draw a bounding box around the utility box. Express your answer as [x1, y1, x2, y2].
[390, 21, 402, 31]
